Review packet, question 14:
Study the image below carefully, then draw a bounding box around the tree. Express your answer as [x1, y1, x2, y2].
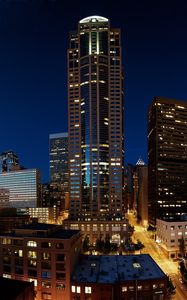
[82, 235, 90, 252]
[179, 236, 186, 258]
[95, 235, 105, 253]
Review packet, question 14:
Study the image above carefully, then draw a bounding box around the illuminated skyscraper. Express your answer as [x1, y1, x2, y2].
[148, 97, 187, 226]
[49, 132, 69, 209]
[49, 132, 68, 185]
[68, 16, 124, 220]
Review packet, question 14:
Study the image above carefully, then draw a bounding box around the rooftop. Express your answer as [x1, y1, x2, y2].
[72, 254, 166, 284]
[0, 223, 80, 239]
[0, 277, 34, 300]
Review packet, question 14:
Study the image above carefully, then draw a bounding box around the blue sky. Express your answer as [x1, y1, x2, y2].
[0, 0, 186, 182]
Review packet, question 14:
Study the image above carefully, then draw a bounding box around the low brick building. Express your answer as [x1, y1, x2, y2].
[0, 223, 82, 300]
[71, 254, 167, 300]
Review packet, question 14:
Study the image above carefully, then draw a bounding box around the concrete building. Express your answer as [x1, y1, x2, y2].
[0, 223, 82, 300]
[63, 219, 133, 245]
[148, 97, 187, 226]
[156, 217, 187, 259]
[71, 254, 168, 300]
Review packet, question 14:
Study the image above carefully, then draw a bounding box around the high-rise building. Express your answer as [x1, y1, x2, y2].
[68, 16, 124, 221]
[49, 133, 69, 209]
[133, 158, 148, 227]
[148, 97, 187, 226]
[49, 133, 68, 185]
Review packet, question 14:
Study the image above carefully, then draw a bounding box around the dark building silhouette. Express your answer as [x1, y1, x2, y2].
[148, 97, 187, 226]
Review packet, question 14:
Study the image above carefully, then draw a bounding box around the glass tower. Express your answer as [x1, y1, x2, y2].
[68, 16, 124, 220]
[49, 132, 68, 185]
[49, 132, 69, 209]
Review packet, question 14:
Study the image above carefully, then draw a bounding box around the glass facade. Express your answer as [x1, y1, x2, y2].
[0, 169, 40, 208]
[49, 132, 68, 185]
[49, 133, 69, 210]
[68, 16, 124, 220]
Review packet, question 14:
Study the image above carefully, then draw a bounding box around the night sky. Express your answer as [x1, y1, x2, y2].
[0, 0, 187, 183]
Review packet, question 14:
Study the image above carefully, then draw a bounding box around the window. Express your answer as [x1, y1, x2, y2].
[41, 242, 51, 248]
[72, 286, 81, 293]
[56, 254, 65, 261]
[42, 281, 51, 288]
[72, 286, 76, 293]
[42, 292, 52, 300]
[56, 243, 64, 249]
[56, 283, 65, 290]
[28, 251, 37, 259]
[122, 286, 127, 292]
[42, 252, 51, 260]
[56, 273, 66, 280]
[85, 286, 92, 294]
[27, 241, 37, 247]
[2, 238, 11, 245]
[137, 285, 143, 290]
[41, 271, 51, 279]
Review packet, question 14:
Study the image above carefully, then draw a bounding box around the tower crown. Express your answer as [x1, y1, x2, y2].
[79, 16, 108, 24]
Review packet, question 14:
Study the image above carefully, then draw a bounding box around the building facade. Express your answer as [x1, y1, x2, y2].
[49, 133, 68, 185]
[0, 224, 82, 300]
[156, 218, 187, 259]
[0, 168, 41, 208]
[148, 97, 187, 226]
[68, 15, 124, 221]
[133, 159, 148, 227]
[49, 133, 69, 210]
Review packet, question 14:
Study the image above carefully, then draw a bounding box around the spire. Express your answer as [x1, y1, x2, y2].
[136, 157, 145, 166]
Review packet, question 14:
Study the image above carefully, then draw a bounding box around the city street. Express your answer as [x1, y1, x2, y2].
[128, 213, 187, 300]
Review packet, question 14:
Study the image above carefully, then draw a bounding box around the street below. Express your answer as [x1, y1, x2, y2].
[128, 213, 187, 300]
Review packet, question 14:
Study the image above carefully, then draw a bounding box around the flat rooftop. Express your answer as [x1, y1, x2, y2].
[72, 254, 166, 284]
[0, 277, 33, 300]
[0, 223, 80, 239]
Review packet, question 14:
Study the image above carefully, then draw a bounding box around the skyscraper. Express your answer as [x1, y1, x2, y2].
[49, 132, 69, 209]
[68, 16, 124, 221]
[49, 132, 68, 185]
[148, 97, 187, 226]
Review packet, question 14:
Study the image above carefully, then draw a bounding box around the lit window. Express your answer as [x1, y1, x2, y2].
[122, 286, 127, 292]
[27, 241, 37, 247]
[77, 286, 81, 293]
[71, 285, 76, 293]
[85, 286, 92, 294]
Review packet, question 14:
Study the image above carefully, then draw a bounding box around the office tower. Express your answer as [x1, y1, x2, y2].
[49, 133, 69, 209]
[49, 133, 68, 185]
[0, 150, 41, 208]
[0, 150, 19, 172]
[124, 164, 134, 211]
[133, 158, 148, 227]
[0, 168, 41, 208]
[68, 16, 124, 221]
[148, 97, 187, 226]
